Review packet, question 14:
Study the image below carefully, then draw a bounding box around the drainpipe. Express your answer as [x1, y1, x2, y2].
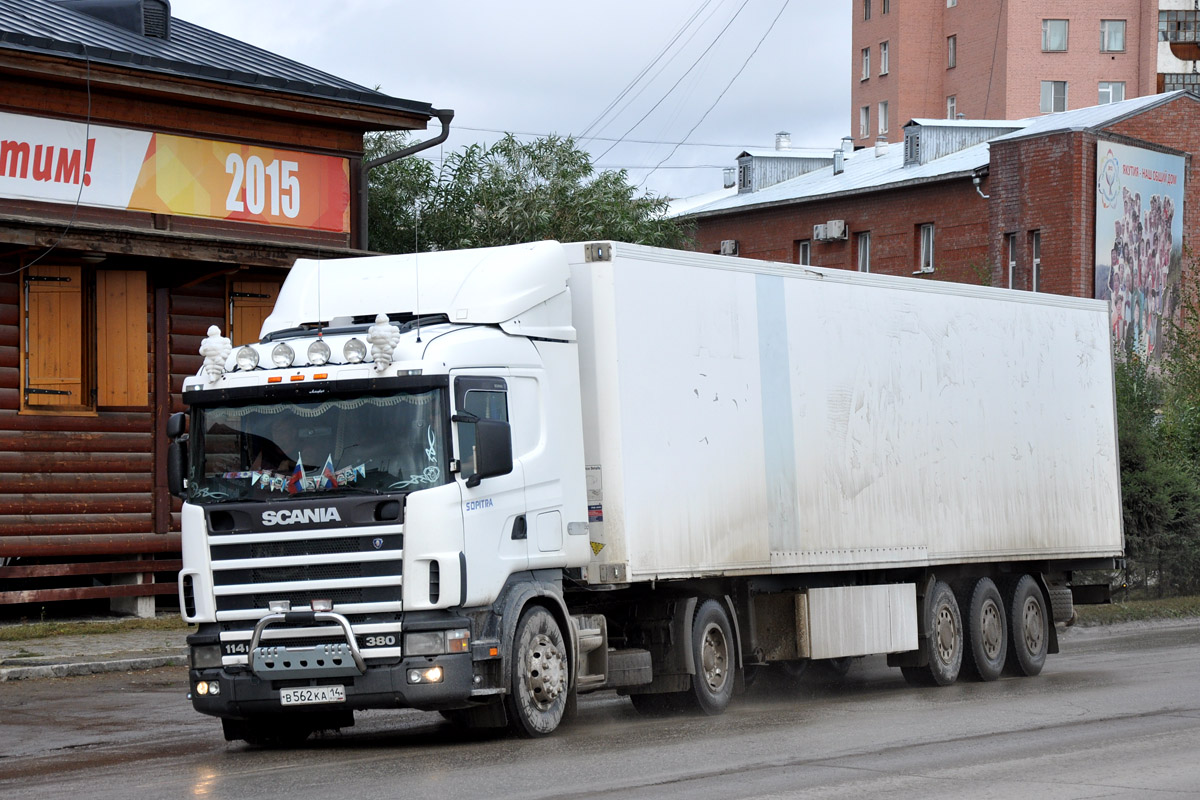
[356, 109, 455, 251]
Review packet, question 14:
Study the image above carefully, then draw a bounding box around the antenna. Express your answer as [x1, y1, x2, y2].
[414, 202, 422, 343]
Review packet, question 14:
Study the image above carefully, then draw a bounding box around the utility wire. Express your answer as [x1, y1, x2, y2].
[639, 0, 791, 187]
[578, 0, 718, 140]
[595, 0, 756, 163]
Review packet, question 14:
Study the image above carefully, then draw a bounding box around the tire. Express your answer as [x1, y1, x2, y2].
[958, 577, 1007, 682]
[901, 580, 962, 686]
[1004, 574, 1048, 677]
[685, 599, 736, 715]
[505, 606, 570, 737]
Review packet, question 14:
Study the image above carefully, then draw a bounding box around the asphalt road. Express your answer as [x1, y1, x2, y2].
[1, 621, 1198, 800]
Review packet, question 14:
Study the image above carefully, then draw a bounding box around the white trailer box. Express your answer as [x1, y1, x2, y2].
[565, 242, 1123, 585]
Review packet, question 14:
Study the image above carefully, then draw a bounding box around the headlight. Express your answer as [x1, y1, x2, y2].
[235, 346, 259, 371]
[404, 631, 445, 656]
[307, 339, 331, 366]
[271, 342, 295, 368]
[344, 338, 367, 364]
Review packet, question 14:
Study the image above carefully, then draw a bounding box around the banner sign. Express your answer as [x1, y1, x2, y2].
[1094, 141, 1185, 358]
[0, 110, 350, 232]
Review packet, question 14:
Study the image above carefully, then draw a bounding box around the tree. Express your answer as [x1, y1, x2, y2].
[364, 132, 693, 254]
[1115, 277, 1200, 597]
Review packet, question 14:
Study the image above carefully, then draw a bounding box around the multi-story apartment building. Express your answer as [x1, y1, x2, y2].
[851, 0, 1158, 147]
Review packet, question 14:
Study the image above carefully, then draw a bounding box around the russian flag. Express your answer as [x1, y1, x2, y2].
[320, 455, 337, 489]
[286, 456, 306, 494]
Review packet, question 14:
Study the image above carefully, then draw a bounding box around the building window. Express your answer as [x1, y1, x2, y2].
[882, 0, 889, 13]
[947, 95, 957, 119]
[1098, 81, 1125, 104]
[1030, 230, 1042, 291]
[947, 0, 957, 6]
[918, 224, 935, 272]
[862, 47, 870, 80]
[1006, 233, 1017, 289]
[947, 34, 957, 68]
[857, 232, 871, 273]
[860, 105, 870, 137]
[1040, 80, 1067, 112]
[864, 0, 871, 21]
[737, 163, 750, 191]
[879, 101, 889, 134]
[1161, 10, 1200, 43]
[1043, 19, 1068, 51]
[880, 41, 889, 74]
[1101, 19, 1126, 52]
[22, 266, 148, 411]
[797, 240, 811, 266]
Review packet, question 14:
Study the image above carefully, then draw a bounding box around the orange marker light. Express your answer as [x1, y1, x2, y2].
[313, 373, 328, 380]
[267, 376, 282, 383]
[290, 375, 304, 382]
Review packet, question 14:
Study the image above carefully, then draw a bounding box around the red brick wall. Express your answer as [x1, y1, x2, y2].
[693, 175, 991, 287]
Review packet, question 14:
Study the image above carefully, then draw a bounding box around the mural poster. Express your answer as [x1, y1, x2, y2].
[1095, 141, 1185, 358]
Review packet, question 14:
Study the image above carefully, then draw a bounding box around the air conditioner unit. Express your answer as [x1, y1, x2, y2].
[813, 224, 828, 241]
[826, 219, 847, 239]
[720, 239, 738, 256]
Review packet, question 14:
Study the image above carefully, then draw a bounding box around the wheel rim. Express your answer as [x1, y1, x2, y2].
[1021, 597, 1045, 655]
[934, 602, 959, 665]
[700, 621, 729, 692]
[980, 598, 1003, 660]
[525, 633, 566, 711]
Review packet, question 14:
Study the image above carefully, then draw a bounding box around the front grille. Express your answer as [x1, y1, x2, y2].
[210, 534, 401, 561]
[213, 559, 403, 587]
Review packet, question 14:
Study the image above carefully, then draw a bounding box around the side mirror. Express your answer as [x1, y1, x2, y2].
[167, 411, 187, 439]
[467, 419, 513, 488]
[167, 440, 188, 499]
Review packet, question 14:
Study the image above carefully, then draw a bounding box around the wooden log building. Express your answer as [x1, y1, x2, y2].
[0, 0, 440, 614]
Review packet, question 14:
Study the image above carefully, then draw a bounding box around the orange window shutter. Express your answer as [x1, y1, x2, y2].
[231, 280, 282, 345]
[97, 270, 149, 406]
[26, 265, 84, 408]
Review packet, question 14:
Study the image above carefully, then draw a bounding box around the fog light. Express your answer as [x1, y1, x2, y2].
[271, 342, 295, 367]
[307, 339, 331, 366]
[195, 680, 209, 696]
[407, 666, 444, 684]
[207, 681, 221, 696]
[344, 338, 367, 364]
[268, 600, 292, 613]
[235, 346, 259, 371]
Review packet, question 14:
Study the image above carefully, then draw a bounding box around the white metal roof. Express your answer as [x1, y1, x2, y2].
[683, 141, 989, 217]
[682, 92, 1194, 218]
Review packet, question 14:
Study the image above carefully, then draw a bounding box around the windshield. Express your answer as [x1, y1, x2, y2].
[188, 389, 448, 504]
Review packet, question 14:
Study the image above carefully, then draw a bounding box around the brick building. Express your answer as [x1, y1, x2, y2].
[686, 92, 1198, 358]
[852, 0, 1158, 147]
[0, 0, 443, 613]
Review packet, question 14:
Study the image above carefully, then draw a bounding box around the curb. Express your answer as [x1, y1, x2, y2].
[0, 652, 187, 682]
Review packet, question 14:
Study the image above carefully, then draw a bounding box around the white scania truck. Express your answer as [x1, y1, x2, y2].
[170, 240, 1123, 743]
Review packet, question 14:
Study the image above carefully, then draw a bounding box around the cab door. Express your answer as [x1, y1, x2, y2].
[452, 373, 527, 606]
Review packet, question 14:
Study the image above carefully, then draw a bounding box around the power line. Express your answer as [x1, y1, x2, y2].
[452, 125, 768, 151]
[595, 0, 756, 163]
[640, 0, 791, 188]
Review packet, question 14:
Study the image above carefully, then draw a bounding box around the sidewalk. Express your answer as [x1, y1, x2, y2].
[0, 624, 188, 682]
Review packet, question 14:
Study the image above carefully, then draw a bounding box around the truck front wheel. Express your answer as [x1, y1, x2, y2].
[505, 606, 569, 737]
[687, 599, 735, 715]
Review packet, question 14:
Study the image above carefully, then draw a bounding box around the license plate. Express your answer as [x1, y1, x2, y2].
[280, 685, 346, 706]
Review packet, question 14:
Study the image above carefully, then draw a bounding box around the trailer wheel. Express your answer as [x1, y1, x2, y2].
[958, 577, 1007, 682]
[901, 580, 962, 686]
[1004, 575, 1048, 677]
[686, 599, 735, 715]
[505, 606, 569, 737]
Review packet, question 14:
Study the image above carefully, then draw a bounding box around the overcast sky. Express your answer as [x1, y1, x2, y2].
[168, 0, 850, 200]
